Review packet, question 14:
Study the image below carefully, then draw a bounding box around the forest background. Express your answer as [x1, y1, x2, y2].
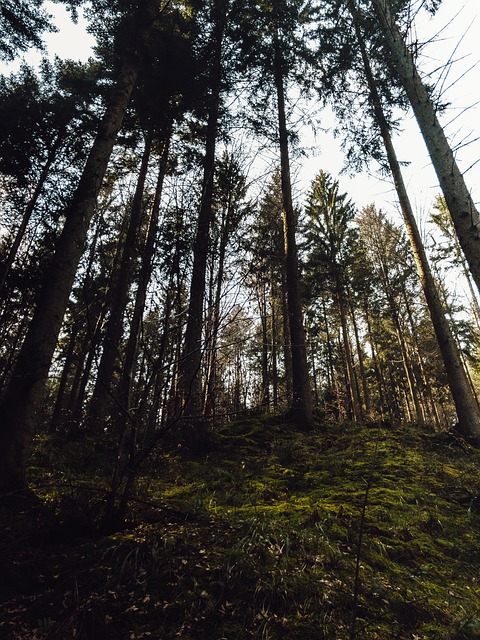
[1, 0, 480, 508]
[2, 2, 480, 638]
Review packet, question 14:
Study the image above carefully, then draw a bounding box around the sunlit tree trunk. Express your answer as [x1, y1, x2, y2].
[369, 0, 480, 294]
[349, 296, 371, 415]
[337, 292, 362, 421]
[353, 1, 480, 442]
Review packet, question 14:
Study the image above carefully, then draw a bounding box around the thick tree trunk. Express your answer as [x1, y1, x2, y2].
[0, 6, 157, 493]
[353, 1, 480, 442]
[369, 0, 480, 294]
[273, 35, 313, 429]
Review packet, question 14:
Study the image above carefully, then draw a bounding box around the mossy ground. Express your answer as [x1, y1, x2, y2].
[1, 418, 480, 639]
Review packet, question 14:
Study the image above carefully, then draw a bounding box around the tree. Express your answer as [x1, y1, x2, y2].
[368, 0, 480, 294]
[179, 0, 229, 449]
[235, 0, 315, 427]
[203, 151, 251, 420]
[0, 59, 102, 295]
[0, 0, 161, 495]
[247, 170, 292, 412]
[350, 0, 480, 442]
[0, 0, 54, 61]
[430, 196, 480, 330]
[273, 17, 313, 428]
[304, 170, 362, 420]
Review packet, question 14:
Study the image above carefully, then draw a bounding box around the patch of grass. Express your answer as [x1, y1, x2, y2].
[1, 418, 480, 638]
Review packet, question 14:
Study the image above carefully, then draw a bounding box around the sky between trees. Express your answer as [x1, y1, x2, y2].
[3, 0, 479, 220]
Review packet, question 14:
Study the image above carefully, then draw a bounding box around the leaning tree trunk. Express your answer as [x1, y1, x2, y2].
[0, 5, 158, 494]
[369, 0, 480, 294]
[273, 34, 313, 429]
[352, 0, 480, 443]
[88, 129, 153, 430]
[0, 131, 64, 296]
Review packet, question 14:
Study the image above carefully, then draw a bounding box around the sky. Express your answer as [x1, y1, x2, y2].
[3, 0, 480, 226]
[297, 0, 480, 223]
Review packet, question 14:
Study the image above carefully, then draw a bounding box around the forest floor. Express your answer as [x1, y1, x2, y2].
[1, 417, 480, 639]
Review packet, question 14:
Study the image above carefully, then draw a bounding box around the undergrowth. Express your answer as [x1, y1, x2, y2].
[0, 418, 479, 639]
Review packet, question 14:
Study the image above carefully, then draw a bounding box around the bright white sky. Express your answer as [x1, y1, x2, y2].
[298, 0, 480, 226]
[3, 0, 480, 226]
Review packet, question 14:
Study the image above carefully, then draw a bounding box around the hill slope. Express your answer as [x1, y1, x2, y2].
[1, 418, 480, 639]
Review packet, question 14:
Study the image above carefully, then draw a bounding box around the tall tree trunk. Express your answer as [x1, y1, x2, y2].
[349, 295, 371, 415]
[115, 135, 170, 429]
[0, 5, 158, 494]
[204, 181, 234, 419]
[271, 290, 279, 410]
[273, 34, 313, 429]
[337, 291, 362, 421]
[103, 138, 170, 525]
[69, 230, 125, 428]
[88, 129, 154, 429]
[352, 1, 480, 442]
[363, 299, 388, 420]
[369, 0, 480, 294]
[258, 286, 270, 411]
[180, 0, 226, 449]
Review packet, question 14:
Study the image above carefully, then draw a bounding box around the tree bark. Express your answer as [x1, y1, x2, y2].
[369, 0, 480, 294]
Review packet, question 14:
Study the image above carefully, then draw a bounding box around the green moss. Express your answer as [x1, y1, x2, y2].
[4, 417, 479, 639]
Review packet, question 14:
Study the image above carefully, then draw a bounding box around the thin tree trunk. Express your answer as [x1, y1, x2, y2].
[349, 295, 371, 415]
[88, 130, 154, 428]
[352, 1, 480, 442]
[104, 139, 170, 525]
[337, 291, 362, 421]
[204, 182, 234, 419]
[0, 131, 64, 296]
[273, 33, 313, 429]
[180, 0, 226, 449]
[69, 230, 125, 427]
[363, 299, 387, 420]
[116, 135, 170, 426]
[0, 5, 158, 493]
[258, 286, 270, 410]
[271, 290, 279, 410]
[369, 0, 480, 294]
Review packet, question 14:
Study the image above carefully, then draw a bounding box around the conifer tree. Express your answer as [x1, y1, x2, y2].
[0, 0, 161, 494]
[368, 0, 480, 294]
